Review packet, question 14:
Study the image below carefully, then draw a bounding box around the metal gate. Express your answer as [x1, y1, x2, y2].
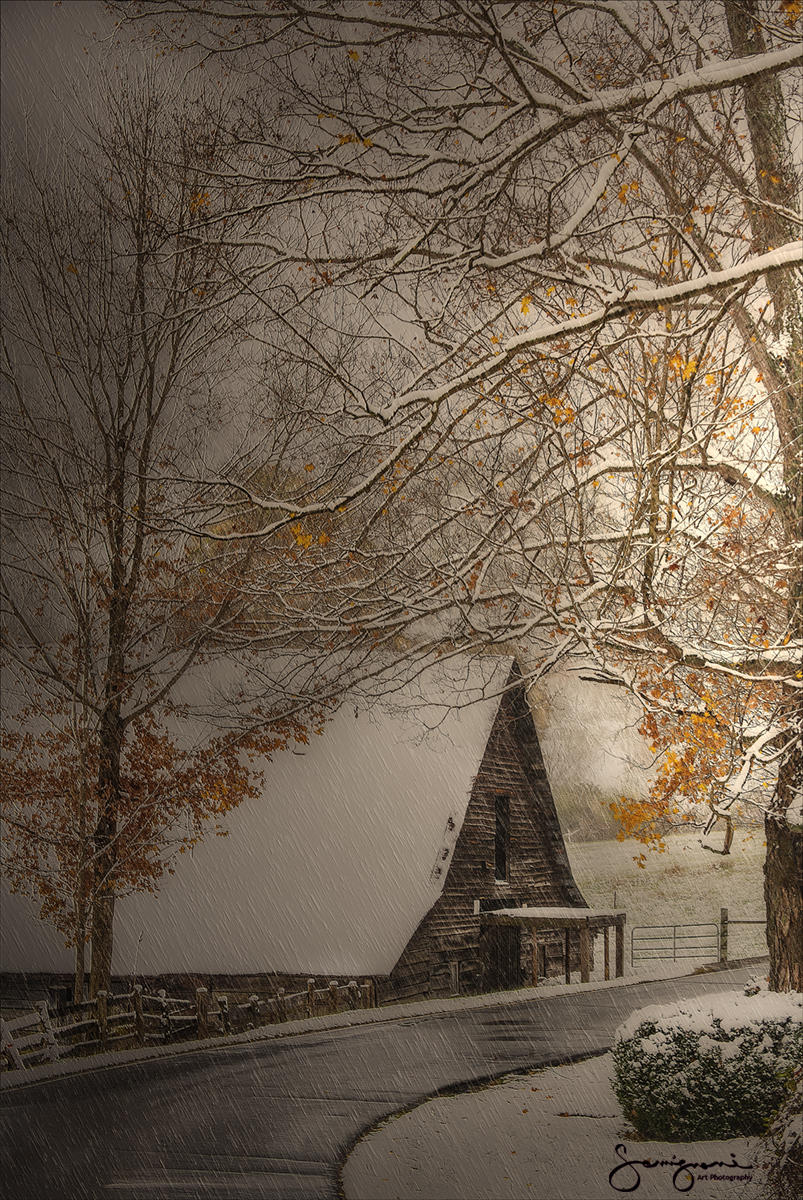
[631, 923, 719, 967]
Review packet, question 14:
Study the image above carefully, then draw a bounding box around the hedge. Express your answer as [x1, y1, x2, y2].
[612, 987, 802, 1141]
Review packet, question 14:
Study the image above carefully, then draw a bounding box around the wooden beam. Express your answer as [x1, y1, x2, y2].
[482, 912, 619, 931]
[604, 927, 610, 981]
[615, 922, 625, 978]
[579, 924, 591, 983]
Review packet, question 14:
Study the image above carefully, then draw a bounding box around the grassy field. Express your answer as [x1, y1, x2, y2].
[566, 829, 768, 965]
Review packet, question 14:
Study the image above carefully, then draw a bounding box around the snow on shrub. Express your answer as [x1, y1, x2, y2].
[612, 987, 802, 1141]
[753, 1064, 803, 1200]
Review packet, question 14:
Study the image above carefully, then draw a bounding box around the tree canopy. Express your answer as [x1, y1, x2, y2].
[111, 0, 802, 989]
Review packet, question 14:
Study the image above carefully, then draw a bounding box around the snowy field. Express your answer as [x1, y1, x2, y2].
[567, 830, 768, 965]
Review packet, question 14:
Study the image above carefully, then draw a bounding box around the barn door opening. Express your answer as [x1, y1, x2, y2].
[485, 925, 521, 990]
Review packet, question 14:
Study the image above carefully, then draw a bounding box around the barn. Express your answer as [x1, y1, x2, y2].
[1, 654, 622, 1005]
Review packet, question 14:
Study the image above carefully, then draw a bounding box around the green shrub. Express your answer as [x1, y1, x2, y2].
[753, 1065, 803, 1200]
[612, 988, 802, 1141]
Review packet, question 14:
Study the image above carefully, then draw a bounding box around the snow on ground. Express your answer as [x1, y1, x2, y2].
[341, 1053, 760, 1200]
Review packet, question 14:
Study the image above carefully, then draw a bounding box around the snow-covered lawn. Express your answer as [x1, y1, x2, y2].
[567, 830, 767, 961]
[342, 1053, 760, 1200]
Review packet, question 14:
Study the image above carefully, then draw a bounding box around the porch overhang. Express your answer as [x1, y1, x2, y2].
[482, 906, 625, 930]
[480, 906, 626, 984]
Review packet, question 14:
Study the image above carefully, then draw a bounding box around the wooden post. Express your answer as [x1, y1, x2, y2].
[249, 994, 261, 1028]
[157, 988, 170, 1042]
[531, 930, 538, 987]
[348, 980, 359, 1010]
[96, 990, 108, 1047]
[360, 980, 372, 1009]
[604, 927, 610, 981]
[195, 987, 209, 1041]
[579, 923, 591, 983]
[328, 980, 340, 1015]
[275, 988, 286, 1023]
[615, 919, 625, 978]
[1, 1018, 24, 1071]
[564, 929, 571, 984]
[133, 984, 145, 1045]
[720, 907, 728, 963]
[306, 978, 316, 1018]
[217, 995, 230, 1035]
[36, 1001, 60, 1062]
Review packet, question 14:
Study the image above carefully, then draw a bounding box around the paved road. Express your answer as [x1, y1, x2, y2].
[1, 967, 752, 1200]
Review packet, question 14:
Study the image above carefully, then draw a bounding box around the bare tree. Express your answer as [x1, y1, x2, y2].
[0, 70, 316, 999]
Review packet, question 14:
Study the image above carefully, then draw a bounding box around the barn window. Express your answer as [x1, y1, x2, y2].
[494, 794, 510, 881]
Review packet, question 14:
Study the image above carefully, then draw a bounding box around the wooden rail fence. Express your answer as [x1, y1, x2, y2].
[1, 978, 376, 1073]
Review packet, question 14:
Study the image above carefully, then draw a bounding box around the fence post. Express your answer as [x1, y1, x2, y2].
[615, 919, 625, 978]
[307, 978, 316, 1019]
[1, 1018, 24, 1071]
[157, 988, 170, 1043]
[328, 980, 340, 1015]
[133, 985, 145, 1046]
[720, 907, 728, 963]
[360, 980, 371, 1009]
[248, 994, 261, 1028]
[579, 923, 591, 984]
[96, 991, 108, 1047]
[196, 987, 209, 1041]
[348, 981, 359, 1010]
[36, 1001, 60, 1063]
[603, 927, 610, 981]
[275, 988, 286, 1023]
[217, 995, 230, 1035]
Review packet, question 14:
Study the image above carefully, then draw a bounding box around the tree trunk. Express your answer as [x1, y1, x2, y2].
[73, 934, 86, 1005]
[89, 705, 123, 998]
[728, 0, 803, 995]
[89, 880, 116, 1000]
[73, 772, 90, 1004]
[765, 712, 803, 992]
[764, 813, 803, 994]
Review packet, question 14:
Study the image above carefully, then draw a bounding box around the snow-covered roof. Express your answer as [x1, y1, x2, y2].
[100, 654, 516, 977]
[488, 907, 624, 923]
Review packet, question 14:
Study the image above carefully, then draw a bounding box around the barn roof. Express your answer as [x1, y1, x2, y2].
[106, 653, 517, 977]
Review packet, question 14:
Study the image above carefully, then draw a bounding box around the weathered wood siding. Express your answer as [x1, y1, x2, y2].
[384, 663, 587, 1001]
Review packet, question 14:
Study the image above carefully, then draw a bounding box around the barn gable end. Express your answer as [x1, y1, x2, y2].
[383, 661, 587, 1002]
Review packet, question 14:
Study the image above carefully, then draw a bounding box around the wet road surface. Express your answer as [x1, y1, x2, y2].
[1, 967, 752, 1199]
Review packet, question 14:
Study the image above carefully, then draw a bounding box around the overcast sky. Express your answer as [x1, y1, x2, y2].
[1, 0, 117, 149]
